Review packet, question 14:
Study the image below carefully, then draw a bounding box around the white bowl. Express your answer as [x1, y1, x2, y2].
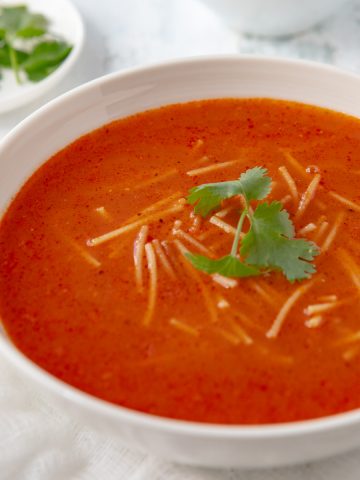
[199, 0, 351, 36]
[1, 56, 360, 469]
[0, 0, 84, 113]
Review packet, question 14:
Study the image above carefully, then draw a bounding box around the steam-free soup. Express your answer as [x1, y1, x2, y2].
[0, 99, 360, 424]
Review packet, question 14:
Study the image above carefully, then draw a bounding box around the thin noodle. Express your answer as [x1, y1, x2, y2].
[336, 331, 360, 346]
[125, 194, 184, 225]
[132, 168, 178, 190]
[217, 296, 230, 309]
[321, 212, 345, 253]
[209, 216, 237, 235]
[152, 239, 176, 279]
[143, 243, 158, 326]
[305, 315, 324, 328]
[295, 174, 321, 220]
[216, 327, 241, 345]
[95, 206, 111, 220]
[228, 319, 253, 345]
[280, 194, 292, 206]
[161, 240, 183, 274]
[343, 346, 360, 361]
[249, 280, 279, 307]
[191, 139, 204, 157]
[173, 219, 182, 229]
[169, 318, 199, 337]
[338, 249, 360, 294]
[64, 236, 101, 268]
[88, 204, 184, 246]
[174, 240, 218, 323]
[299, 223, 317, 235]
[215, 206, 235, 218]
[267, 280, 315, 338]
[140, 192, 183, 215]
[281, 149, 307, 178]
[328, 191, 360, 213]
[212, 274, 238, 289]
[304, 301, 341, 316]
[133, 225, 149, 292]
[186, 160, 239, 177]
[198, 155, 210, 163]
[172, 228, 213, 256]
[313, 220, 329, 243]
[197, 230, 217, 241]
[318, 294, 337, 302]
[259, 347, 294, 366]
[189, 211, 202, 233]
[278, 166, 299, 202]
[231, 309, 263, 333]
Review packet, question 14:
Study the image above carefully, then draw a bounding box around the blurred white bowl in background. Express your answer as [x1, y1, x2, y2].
[199, 0, 351, 36]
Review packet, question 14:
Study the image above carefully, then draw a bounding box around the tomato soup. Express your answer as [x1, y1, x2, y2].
[1, 99, 360, 424]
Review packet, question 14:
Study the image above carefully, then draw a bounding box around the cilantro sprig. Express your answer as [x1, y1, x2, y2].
[186, 167, 319, 282]
[0, 5, 72, 84]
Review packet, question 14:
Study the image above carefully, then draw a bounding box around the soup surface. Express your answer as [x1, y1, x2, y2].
[1, 99, 360, 424]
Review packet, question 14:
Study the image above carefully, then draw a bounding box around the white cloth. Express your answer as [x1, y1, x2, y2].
[2, 0, 360, 477]
[1, 358, 360, 479]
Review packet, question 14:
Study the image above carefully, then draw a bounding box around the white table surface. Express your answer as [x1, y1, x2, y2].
[2, 0, 360, 478]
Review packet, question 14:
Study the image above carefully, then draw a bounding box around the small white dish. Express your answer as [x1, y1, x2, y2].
[0, 0, 84, 113]
[199, 0, 351, 37]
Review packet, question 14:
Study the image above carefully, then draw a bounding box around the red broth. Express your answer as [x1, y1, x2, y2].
[1, 99, 360, 424]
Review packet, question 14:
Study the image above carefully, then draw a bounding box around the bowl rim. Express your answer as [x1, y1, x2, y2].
[1, 54, 360, 439]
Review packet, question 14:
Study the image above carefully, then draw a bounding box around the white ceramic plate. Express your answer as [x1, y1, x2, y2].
[0, 0, 84, 113]
[1, 56, 360, 469]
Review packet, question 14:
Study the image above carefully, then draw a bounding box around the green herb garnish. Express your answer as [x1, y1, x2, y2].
[186, 167, 319, 282]
[0, 5, 72, 84]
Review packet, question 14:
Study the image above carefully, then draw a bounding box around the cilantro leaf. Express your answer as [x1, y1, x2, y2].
[0, 6, 28, 35]
[237, 167, 272, 203]
[0, 6, 48, 38]
[188, 181, 243, 217]
[0, 43, 28, 68]
[241, 201, 319, 281]
[25, 64, 58, 82]
[186, 167, 319, 283]
[187, 166, 271, 217]
[185, 253, 260, 278]
[16, 13, 48, 38]
[22, 41, 72, 81]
